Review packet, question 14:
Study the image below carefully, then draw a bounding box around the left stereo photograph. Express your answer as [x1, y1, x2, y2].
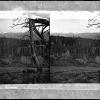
[0, 11, 50, 84]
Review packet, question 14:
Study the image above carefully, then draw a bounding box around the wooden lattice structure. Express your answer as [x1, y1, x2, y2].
[10, 15, 50, 83]
[28, 18, 49, 67]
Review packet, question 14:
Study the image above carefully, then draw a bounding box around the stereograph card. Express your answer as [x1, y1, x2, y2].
[0, 0, 99, 99]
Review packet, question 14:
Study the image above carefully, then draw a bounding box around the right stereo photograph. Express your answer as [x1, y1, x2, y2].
[50, 11, 100, 83]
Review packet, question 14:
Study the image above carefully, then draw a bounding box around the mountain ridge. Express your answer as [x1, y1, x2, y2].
[0, 31, 49, 41]
[51, 32, 100, 40]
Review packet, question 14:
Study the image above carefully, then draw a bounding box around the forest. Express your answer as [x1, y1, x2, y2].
[51, 35, 100, 58]
[50, 35, 100, 83]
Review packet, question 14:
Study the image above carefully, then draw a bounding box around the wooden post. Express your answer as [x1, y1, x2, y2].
[29, 18, 40, 68]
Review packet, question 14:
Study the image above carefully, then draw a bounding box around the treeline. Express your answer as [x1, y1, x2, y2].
[0, 37, 49, 58]
[0, 37, 22, 57]
[50, 35, 100, 57]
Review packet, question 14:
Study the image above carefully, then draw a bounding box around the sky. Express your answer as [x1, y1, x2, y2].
[50, 11, 100, 34]
[0, 11, 26, 33]
[0, 9, 49, 33]
[1, 10, 100, 34]
[0, 19, 27, 33]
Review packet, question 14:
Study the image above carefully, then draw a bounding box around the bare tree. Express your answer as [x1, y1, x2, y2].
[87, 14, 100, 28]
[11, 13, 50, 83]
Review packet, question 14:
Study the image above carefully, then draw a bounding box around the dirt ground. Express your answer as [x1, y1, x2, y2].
[0, 56, 50, 84]
[50, 56, 100, 83]
[0, 66, 49, 84]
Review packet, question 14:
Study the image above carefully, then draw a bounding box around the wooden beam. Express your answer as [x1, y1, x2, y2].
[29, 18, 40, 68]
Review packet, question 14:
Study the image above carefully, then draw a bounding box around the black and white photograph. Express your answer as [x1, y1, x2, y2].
[0, 11, 50, 84]
[1, 1, 100, 99]
[50, 11, 100, 83]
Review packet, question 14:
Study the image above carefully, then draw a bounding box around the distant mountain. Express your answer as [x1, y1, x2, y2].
[51, 33, 75, 37]
[77, 33, 100, 39]
[3, 32, 40, 40]
[51, 32, 100, 40]
[0, 33, 5, 38]
[0, 31, 49, 41]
